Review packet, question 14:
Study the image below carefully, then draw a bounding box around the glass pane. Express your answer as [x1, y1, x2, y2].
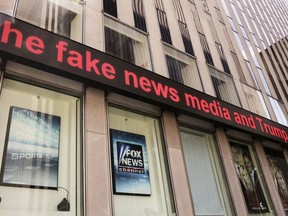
[16, 0, 83, 42]
[242, 84, 271, 118]
[180, 128, 233, 216]
[164, 45, 203, 91]
[0, 79, 81, 216]
[265, 148, 288, 212]
[109, 107, 174, 216]
[268, 97, 288, 126]
[230, 142, 270, 214]
[209, 67, 241, 106]
[104, 16, 152, 70]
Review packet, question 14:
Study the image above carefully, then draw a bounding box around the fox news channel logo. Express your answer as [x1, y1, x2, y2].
[117, 142, 145, 174]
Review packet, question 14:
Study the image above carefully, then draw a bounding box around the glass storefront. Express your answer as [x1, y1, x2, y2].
[108, 106, 175, 216]
[265, 147, 288, 213]
[180, 127, 234, 216]
[230, 141, 273, 215]
[0, 79, 82, 216]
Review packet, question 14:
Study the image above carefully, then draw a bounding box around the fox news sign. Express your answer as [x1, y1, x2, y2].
[117, 142, 145, 174]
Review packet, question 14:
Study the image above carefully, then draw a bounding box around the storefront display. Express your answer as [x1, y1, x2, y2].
[230, 142, 269, 213]
[265, 148, 288, 212]
[1, 106, 60, 189]
[0, 79, 80, 215]
[109, 107, 175, 216]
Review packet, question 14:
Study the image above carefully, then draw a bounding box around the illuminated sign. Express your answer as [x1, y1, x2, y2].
[0, 13, 287, 144]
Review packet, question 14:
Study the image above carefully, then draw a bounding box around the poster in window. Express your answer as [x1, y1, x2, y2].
[265, 148, 288, 212]
[110, 129, 151, 195]
[0, 106, 61, 189]
[230, 142, 269, 213]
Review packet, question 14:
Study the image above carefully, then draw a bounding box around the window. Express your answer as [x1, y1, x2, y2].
[231, 51, 246, 83]
[0, 79, 82, 215]
[172, 0, 194, 55]
[155, 0, 172, 44]
[103, 0, 117, 17]
[268, 97, 288, 126]
[104, 16, 152, 70]
[164, 45, 202, 91]
[209, 67, 241, 106]
[242, 84, 271, 118]
[265, 148, 288, 211]
[132, 0, 147, 32]
[109, 107, 175, 216]
[16, 0, 83, 42]
[180, 128, 234, 216]
[216, 43, 231, 74]
[230, 142, 271, 214]
[199, 33, 214, 65]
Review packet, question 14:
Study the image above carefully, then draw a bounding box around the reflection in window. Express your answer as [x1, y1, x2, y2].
[230, 142, 271, 214]
[209, 67, 241, 106]
[268, 97, 288, 126]
[242, 84, 270, 118]
[104, 16, 152, 70]
[155, 0, 172, 44]
[181, 128, 234, 216]
[164, 45, 202, 91]
[265, 148, 288, 211]
[16, 0, 83, 42]
[216, 43, 231, 74]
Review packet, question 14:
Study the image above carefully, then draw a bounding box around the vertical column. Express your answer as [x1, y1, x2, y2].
[85, 87, 112, 216]
[254, 141, 286, 216]
[215, 127, 248, 216]
[162, 111, 195, 216]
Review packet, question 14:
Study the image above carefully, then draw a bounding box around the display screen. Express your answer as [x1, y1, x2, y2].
[0, 106, 61, 189]
[110, 129, 151, 195]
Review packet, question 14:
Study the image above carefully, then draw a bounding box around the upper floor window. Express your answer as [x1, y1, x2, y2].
[172, 0, 194, 55]
[104, 16, 152, 70]
[16, 0, 83, 42]
[164, 45, 202, 91]
[132, 0, 147, 32]
[104, 0, 117, 17]
[155, 0, 172, 44]
[209, 67, 241, 106]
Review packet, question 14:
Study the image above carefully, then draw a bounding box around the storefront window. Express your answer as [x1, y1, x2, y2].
[180, 128, 234, 216]
[104, 16, 152, 70]
[0, 79, 82, 216]
[108, 107, 175, 216]
[265, 148, 288, 212]
[230, 142, 271, 214]
[16, 0, 83, 42]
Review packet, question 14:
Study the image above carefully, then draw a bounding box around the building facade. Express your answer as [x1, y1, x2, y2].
[0, 0, 287, 216]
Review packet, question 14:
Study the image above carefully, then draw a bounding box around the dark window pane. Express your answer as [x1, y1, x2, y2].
[199, 33, 214, 65]
[105, 27, 135, 64]
[166, 55, 185, 84]
[132, 0, 147, 32]
[104, 0, 117, 17]
[156, 9, 172, 44]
